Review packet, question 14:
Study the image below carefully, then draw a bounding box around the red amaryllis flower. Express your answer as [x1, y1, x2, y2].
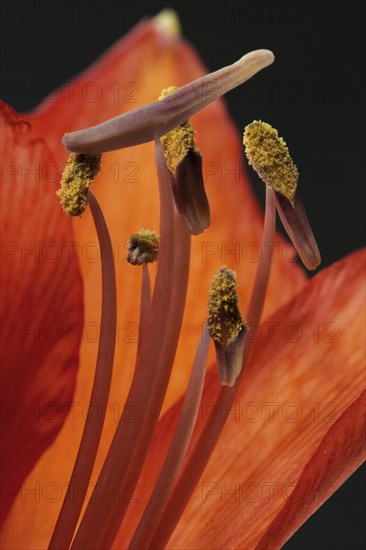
[1, 12, 364, 550]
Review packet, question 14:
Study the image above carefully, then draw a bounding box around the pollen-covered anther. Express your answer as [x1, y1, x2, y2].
[127, 229, 159, 265]
[158, 86, 210, 236]
[208, 267, 245, 347]
[57, 153, 101, 216]
[208, 267, 247, 386]
[159, 86, 200, 175]
[243, 120, 298, 206]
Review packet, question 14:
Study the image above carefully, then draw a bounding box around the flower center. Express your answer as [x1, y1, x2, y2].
[49, 47, 320, 549]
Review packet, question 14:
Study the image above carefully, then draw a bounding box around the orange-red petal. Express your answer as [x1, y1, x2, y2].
[0, 102, 83, 523]
[256, 391, 366, 549]
[114, 249, 365, 548]
[2, 19, 305, 548]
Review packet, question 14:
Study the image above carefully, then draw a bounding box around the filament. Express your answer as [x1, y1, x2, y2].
[99, 186, 192, 549]
[149, 187, 276, 548]
[129, 326, 209, 549]
[70, 140, 184, 549]
[48, 191, 117, 550]
[138, 263, 152, 345]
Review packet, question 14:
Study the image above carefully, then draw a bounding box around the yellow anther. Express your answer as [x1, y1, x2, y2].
[243, 120, 298, 206]
[57, 153, 101, 216]
[207, 267, 246, 348]
[159, 86, 199, 175]
[127, 229, 159, 265]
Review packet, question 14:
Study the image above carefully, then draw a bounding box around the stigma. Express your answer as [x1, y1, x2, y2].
[62, 50, 274, 154]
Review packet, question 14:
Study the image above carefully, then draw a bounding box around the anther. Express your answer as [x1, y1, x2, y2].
[243, 121, 321, 270]
[159, 86, 199, 175]
[208, 267, 247, 386]
[127, 229, 159, 265]
[159, 87, 210, 235]
[57, 153, 101, 216]
[243, 120, 298, 206]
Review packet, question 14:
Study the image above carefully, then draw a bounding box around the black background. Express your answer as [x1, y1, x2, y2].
[1, 1, 365, 548]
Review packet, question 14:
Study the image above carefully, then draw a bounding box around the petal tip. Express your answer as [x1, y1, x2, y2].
[153, 9, 181, 41]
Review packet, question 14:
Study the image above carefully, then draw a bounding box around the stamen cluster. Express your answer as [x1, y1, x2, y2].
[50, 37, 320, 550]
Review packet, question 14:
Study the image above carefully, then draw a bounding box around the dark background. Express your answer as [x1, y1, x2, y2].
[1, 1, 365, 548]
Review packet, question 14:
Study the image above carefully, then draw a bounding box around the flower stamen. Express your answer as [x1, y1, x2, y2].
[57, 153, 101, 216]
[129, 325, 209, 550]
[149, 187, 277, 548]
[159, 86, 199, 175]
[208, 267, 248, 386]
[243, 120, 298, 206]
[49, 190, 116, 550]
[244, 121, 321, 270]
[70, 140, 192, 550]
[55, 43, 278, 550]
[126, 229, 158, 353]
[127, 228, 159, 265]
[99, 197, 192, 550]
[159, 86, 210, 235]
[208, 266, 245, 348]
